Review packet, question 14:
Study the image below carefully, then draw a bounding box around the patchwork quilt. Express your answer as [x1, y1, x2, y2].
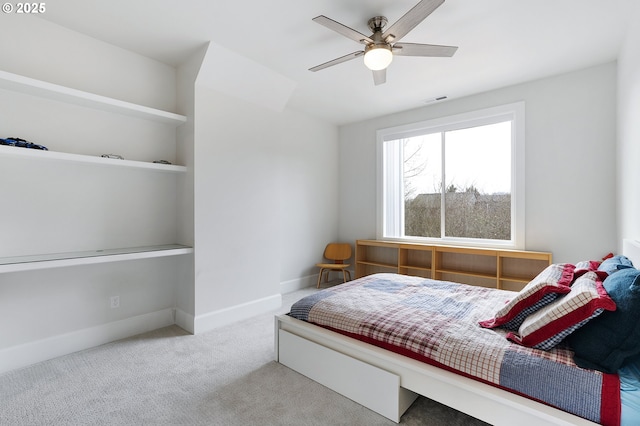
[289, 273, 620, 425]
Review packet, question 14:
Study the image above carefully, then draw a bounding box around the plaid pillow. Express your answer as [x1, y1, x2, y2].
[479, 263, 575, 331]
[574, 260, 601, 274]
[506, 271, 616, 350]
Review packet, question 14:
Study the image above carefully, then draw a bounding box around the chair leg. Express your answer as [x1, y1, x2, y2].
[317, 268, 324, 288]
[342, 269, 348, 283]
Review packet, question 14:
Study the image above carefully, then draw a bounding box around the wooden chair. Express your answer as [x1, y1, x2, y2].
[316, 243, 352, 288]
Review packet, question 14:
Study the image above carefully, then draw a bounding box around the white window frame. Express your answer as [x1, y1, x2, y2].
[376, 102, 525, 249]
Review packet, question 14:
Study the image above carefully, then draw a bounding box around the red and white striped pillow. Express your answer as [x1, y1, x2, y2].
[506, 271, 616, 350]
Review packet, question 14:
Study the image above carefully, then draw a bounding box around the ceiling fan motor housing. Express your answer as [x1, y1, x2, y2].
[368, 16, 388, 33]
[367, 16, 391, 51]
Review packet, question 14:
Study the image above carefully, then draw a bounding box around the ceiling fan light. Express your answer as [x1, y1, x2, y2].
[364, 46, 393, 71]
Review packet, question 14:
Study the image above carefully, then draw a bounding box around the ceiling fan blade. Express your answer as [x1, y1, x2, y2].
[309, 51, 364, 72]
[393, 42, 457, 57]
[382, 0, 444, 42]
[313, 15, 374, 44]
[373, 69, 386, 86]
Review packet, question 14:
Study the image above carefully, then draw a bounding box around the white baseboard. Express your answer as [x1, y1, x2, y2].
[0, 308, 175, 375]
[280, 274, 317, 294]
[281, 270, 355, 294]
[193, 293, 282, 334]
[0, 276, 319, 374]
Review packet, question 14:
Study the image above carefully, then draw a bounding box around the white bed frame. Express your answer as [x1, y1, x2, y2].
[275, 240, 640, 425]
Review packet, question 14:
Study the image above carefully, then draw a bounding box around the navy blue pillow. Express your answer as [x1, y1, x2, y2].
[568, 268, 640, 373]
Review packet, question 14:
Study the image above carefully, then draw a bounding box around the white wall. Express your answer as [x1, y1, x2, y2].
[193, 87, 282, 329]
[617, 3, 640, 247]
[277, 110, 340, 292]
[339, 63, 618, 263]
[192, 84, 339, 332]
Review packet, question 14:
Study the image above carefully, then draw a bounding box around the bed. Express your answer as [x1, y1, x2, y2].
[274, 239, 640, 425]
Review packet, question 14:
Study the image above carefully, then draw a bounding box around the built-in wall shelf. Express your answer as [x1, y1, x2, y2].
[0, 244, 193, 273]
[0, 144, 187, 173]
[355, 239, 552, 291]
[0, 69, 187, 125]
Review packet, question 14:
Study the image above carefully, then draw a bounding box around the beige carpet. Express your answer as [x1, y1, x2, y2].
[0, 287, 488, 425]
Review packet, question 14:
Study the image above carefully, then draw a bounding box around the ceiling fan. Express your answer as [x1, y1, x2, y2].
[309, 0, 457, 85]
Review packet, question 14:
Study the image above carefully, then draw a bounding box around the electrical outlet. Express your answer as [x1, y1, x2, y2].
[110, 295, 120, 309]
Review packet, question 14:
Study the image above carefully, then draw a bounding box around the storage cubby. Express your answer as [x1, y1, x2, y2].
[398, 245, 433, 278]
[498, 251, 552, 290]
[356, 240, 552, 291]
[434, 247, 497, 286]
[355, 241, 398, 278]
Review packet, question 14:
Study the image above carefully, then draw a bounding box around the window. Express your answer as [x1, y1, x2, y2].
[377, 102, 525, 248]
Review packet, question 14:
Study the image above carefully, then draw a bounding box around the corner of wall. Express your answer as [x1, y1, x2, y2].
[173, 48, 207, 321]
[617, 5, 640, 247]
[193, 294, 282, 334]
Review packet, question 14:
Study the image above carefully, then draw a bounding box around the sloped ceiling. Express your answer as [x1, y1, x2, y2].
[38, 0, 632, 125]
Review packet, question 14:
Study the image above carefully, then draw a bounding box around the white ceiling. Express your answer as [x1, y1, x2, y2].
[39, 0, 632, 125]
